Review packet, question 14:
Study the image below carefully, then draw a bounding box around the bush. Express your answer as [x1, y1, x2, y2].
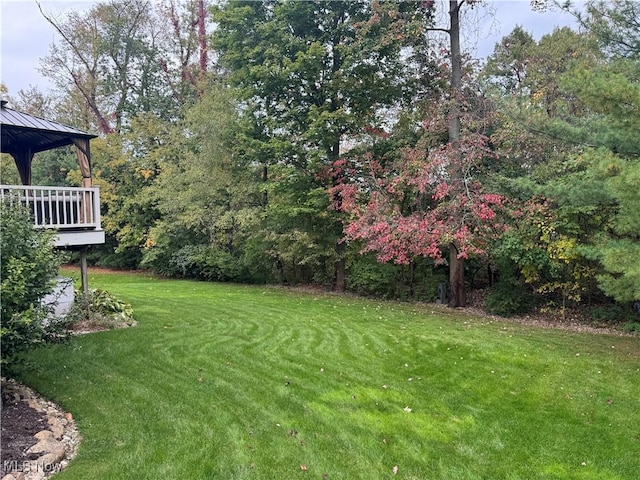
[622, 321, 640, 333]
[590, 304, 639, 328]
[169, 244, 248, 282]
[347, 255, 397, 298]
[346, 254, 446, 301]
[66, 288, 135, 330]
[485, 280, 536, 317]
[0, 202, 65, 366]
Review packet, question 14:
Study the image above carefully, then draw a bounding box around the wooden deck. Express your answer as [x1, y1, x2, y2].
[1, 184, 105, 247]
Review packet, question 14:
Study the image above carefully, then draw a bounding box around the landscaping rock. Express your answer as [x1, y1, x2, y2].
[1, 378, 81, 480]
[48, 421, 65, 440]
[35, 452, 64, 470]
[27, 439, 65, 459]
[33, 431, 53, 441]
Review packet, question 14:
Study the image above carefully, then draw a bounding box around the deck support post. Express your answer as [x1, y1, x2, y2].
[80, 248, 89, 295]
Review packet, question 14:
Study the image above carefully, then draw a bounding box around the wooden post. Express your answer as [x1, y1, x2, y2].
[80, 248, 89, 295]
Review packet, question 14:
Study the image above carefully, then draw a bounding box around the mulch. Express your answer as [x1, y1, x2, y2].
[1, 389, 49, 475]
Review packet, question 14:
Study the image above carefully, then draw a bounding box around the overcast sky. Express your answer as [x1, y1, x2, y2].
[0, 0, 581, 96]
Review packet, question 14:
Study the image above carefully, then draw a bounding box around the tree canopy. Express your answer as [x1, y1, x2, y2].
[4, 0, 638, 321]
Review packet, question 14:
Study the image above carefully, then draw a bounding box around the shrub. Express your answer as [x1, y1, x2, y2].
[0, 202, 65, 366]
[169, 244, 249, 282]
[346, 254, 446, 300]
[347, 255, 397, 298]
[622, 321, 640, 333]
[590, 304, 639, 330]
[67, 288, 135, 330]
[485, 279, 536, 317]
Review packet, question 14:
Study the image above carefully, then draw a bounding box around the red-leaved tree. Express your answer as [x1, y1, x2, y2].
[332, 105, 506, 307]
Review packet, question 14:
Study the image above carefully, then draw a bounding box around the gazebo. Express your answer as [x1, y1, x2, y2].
[1, 100, 105, 293]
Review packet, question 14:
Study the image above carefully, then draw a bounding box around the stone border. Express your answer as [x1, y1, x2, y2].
[1, 379, 81, 480]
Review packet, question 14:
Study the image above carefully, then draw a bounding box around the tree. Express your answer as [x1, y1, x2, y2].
[479, 26, 603, 309]
[87, 115, 170, 268]
[442, 0, 466, 307]
[156, 0, 212, 101]
[484, 4, 640, 309]
[334, 1, 490, 307]
[211, 0, 432, 291]
[334, 101, 504, 304]
[481, 26, 536, 95]
[142, 82, 265, 281]
[564, 0, 640, 59]
[39, 0, 157, 133]
[38, 0, 213, 134]
[533, 2, 640, 303]
[0, 202, 64, 367]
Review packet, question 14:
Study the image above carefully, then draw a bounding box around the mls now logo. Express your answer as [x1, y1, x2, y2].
[2, 460, 63, 474]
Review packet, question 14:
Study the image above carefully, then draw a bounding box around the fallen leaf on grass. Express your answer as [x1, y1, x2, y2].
[300, 464, 308, 471]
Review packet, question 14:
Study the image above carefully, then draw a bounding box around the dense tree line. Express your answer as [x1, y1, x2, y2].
[2, 0, 638, 325]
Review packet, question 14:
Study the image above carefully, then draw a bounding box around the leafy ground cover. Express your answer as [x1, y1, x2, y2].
[11, 269, 640, 479]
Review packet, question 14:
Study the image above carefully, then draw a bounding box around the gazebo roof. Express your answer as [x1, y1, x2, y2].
[1, 100, 97, 186]
[0, 99, 97, 157]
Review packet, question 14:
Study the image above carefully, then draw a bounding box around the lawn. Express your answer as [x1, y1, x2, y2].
[11, 269, 640, 479]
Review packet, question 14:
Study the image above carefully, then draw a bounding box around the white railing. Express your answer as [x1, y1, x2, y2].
[1, 185, 102, 230]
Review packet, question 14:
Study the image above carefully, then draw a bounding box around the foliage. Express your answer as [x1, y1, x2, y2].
[347, 252, 446, 300]
[89, 116, 177, 269]
[67, 288, 135, 329]
[335, 101, 505, 270]
[483, 17, 639, 310]
[0, 202, 65, 366]
[211, 0, 435, 290]
[15, 0, 639, 317]
[485, 281, 536, 317]
[590, 304, 638, 325]
[141, 82, 267, 281]
[168, 245, 248, 282]
[568, 0, 640, 59]
[484, 254, 537, 317]
[39, 0, 212, 134]
[579, 154, 640, 301]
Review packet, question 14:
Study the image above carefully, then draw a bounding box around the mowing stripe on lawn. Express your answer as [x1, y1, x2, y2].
[13, 269, 640, 479]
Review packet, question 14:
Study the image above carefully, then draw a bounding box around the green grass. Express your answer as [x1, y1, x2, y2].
[12, 269, 640, 479]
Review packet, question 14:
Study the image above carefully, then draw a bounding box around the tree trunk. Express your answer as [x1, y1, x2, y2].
[334, 240, 346, 293]
[197, 0, 208, 75]
[447, 0, 465, 307]
[449, 244, 466, 307]
[262, 164, 268, 207]
[332, 141, 347, 293]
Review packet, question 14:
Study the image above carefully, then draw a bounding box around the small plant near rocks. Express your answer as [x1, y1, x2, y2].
[66, 289, 135, 332]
